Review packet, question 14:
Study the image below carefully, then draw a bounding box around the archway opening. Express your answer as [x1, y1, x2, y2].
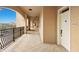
[0, 7, 16, 30]
[0, 7, 25, 49]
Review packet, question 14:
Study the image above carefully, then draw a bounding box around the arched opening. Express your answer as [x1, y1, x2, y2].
[0, 7, 26, 49]
[0, 7, 16, 29]
[0, 7, 27, 33]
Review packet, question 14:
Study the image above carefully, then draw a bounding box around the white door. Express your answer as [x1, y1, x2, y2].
[60, 10, 70, 51]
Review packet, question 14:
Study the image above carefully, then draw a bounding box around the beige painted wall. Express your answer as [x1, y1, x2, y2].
[70, 6, 79, 51]
[43, 6, 57, 44]
[16, 11, 26, 33]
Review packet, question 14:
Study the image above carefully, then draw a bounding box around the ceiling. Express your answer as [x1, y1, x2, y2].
[0, 6, 42, 17]
[23, 6, 42, 17]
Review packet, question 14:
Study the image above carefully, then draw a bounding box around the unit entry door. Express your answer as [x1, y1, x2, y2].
[60, 10, 70, 51]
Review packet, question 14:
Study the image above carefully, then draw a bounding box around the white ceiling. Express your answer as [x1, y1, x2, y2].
[23, 6, 42, 17]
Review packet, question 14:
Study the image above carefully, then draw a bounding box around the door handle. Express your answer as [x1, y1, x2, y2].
[60, 29, 62, 37]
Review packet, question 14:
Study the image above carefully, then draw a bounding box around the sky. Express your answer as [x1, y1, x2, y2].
[0, 8, 16, 23]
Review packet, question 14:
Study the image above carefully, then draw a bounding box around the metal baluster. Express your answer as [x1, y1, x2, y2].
[0, 30, 4, 49]
[13, 28, 15, 42]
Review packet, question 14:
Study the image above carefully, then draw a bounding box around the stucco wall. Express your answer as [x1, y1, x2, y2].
[16, 11, 26, 33]
[43, 6, 57, 44]
[70, 6, 79, 51]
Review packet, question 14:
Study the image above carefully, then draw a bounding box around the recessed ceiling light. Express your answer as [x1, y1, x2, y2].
[29, 8, 32, 11]
[0, 8, 4, 10]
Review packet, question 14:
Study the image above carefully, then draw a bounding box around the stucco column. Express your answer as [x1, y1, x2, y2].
[28, 17, 31, 30]
[24, 14, 27, 34]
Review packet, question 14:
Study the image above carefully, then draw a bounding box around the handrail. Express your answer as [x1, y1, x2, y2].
[0, 27, 24, 49]
[0, 27, 23, 31]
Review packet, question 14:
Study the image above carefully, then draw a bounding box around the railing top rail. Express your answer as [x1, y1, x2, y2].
[0, 27, 24, 31]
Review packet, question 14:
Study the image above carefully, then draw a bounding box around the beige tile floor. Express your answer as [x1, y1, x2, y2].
[1, 32, 67, 52]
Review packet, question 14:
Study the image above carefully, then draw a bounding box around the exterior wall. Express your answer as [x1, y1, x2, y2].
[70, 7, 79, 51]
[16, 11, 26, 33]
[43, 6, 57, 44]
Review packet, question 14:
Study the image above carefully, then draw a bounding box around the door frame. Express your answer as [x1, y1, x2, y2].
[57, 6, 70, 51]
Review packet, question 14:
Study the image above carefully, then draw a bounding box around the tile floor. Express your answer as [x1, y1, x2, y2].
[1, 32, 67, 52]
